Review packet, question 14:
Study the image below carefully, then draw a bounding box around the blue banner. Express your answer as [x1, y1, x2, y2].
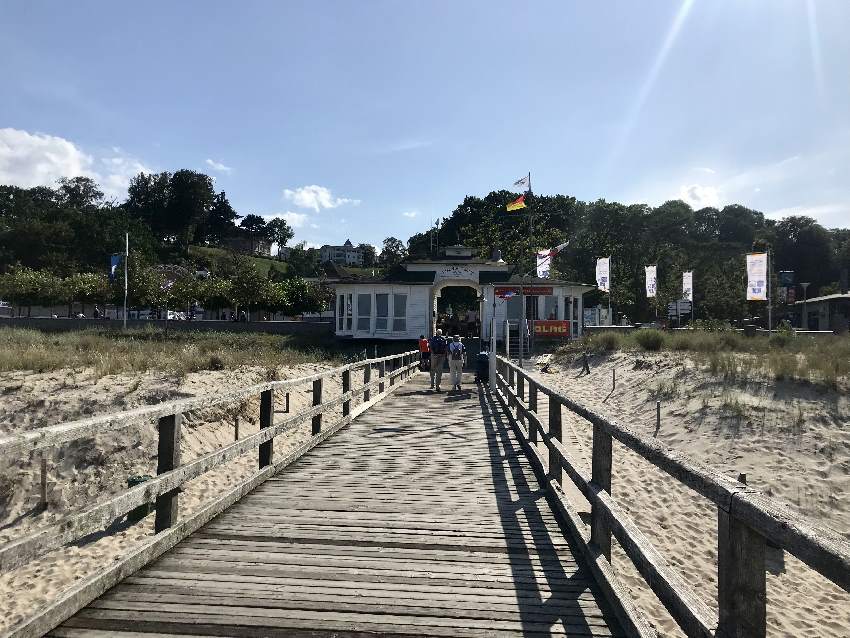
[109, 254, 123, 281]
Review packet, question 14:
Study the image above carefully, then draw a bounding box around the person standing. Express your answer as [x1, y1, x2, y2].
[418, 334, 430, 371]
[448, 335, 466, 390]
[428, 329, 448, 391]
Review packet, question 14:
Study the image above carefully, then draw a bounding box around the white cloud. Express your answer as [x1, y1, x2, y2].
[204, 158, 232, 173]
[401, 211, 418, 218]
[678, 184, 721, 208]
[263, 211, 309, 228]
[693, 166, 716, 174]
[0, 128, 153, 199]
[283, 185, 360, 212]
[374, 139, 433, 154]
[766, 202, 850, 227]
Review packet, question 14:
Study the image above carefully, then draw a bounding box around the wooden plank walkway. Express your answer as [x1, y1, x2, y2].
[49, 372, 623, 638]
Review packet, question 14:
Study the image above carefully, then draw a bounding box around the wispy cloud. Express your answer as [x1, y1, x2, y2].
[283, 185, 360, 212]
[205, 158, 232, 173]
[693, 166, 716, 174]
[262, 211, 309, 228]
[374, 139, 433, 154]
[678, 184, 721, 208]
[401, 211, 418, 218]
[0, 127, 153, 199]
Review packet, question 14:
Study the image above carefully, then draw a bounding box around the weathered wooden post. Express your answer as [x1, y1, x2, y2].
[363, 363, 371, 402]
[548, 396, 562, 485]
[528, 381, 538, 444]
[39, 454, 48, 512]
[507, 365, 516, 412]
[517, 372, 526, 426]
[234, 416, 240, 440]
[390, 356, 396, 387]
[379, 360, 386, 394]
[311, 378, 323, 434]
[717, 478, 766, 637]
[155, 413, 181, 532]
[590, 422, 613, 559]
[285, 392, 290, 413]
[612, 368, 616, 391]
[342, 368, 351, 418]
[654, 401, 661, 437]
[258, 389, 274, 468]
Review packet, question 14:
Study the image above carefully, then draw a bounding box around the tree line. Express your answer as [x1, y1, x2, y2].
[393, 192, 849, 324]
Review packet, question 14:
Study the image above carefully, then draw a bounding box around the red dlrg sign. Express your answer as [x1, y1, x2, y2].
[534, 320, 570, 339]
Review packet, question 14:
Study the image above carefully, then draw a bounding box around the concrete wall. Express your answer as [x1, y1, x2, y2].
[0, 317, 333, 335]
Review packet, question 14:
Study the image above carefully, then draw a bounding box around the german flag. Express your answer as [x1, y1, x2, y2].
[506, 194, 526, 211]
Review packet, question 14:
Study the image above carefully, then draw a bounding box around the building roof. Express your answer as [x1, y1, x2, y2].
[794, 293, 850, 304]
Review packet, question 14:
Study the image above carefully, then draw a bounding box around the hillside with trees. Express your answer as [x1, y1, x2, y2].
[400, 191, 850, 324]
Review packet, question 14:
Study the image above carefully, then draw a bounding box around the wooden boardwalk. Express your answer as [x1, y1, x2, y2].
[48, 372, 623, 638]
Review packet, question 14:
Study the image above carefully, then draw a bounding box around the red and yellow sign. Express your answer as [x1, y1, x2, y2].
[494, 286, 554, 297]
[534, 320, 570, 339]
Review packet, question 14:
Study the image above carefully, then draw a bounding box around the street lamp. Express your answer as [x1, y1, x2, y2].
[800, 282, 810, 330]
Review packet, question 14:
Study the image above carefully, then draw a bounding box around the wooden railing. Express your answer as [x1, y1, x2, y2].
[0, 350, 419, 638]
[494, 356, 850, 638]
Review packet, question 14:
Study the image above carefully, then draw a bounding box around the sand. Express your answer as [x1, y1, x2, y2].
[0, 362, 343, 633]
[528, 350, 849, 637]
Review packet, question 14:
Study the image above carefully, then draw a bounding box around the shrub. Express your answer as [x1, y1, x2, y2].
[633, 329, 666, 351]
[768, 333, 790, 349]
[594, 332, 622, 352]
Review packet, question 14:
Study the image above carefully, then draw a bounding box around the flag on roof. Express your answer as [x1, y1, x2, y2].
[513, 175, 530, 190]
[506, 194, 526, 211]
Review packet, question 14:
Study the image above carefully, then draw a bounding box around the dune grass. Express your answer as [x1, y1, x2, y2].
[0, 326, 365, 377]
[560, 329, 850, 389]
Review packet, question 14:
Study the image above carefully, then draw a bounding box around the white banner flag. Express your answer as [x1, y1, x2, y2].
[683, 271, 693, 301]
[536, 250, 551, 279]
[645, 265, 657, 298]
[596, 257, 610, 292]
[746, 253, 768, 301]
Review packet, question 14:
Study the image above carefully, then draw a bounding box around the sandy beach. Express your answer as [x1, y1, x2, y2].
[530, 350, 849, 637]
[0, 362, 343, 633]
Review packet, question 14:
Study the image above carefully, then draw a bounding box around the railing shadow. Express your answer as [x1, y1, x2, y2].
[476, 385, 597, 636]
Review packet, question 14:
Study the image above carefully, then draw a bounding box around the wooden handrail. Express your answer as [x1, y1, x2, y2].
[0, 352, 419, 575]
[495, 355, 850, 638]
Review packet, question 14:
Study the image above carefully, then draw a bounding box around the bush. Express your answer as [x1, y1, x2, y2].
[633, 329, 666, 351]
[594, 332, 622, 352]
[768, 333, 790, 349]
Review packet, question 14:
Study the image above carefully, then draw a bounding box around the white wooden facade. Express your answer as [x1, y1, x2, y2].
[332, 259, 593, 341]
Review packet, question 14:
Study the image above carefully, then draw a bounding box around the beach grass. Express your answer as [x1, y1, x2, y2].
[0, 326, 368, 377]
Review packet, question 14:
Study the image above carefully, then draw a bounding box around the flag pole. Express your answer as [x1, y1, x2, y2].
[123, 232, 129, 330]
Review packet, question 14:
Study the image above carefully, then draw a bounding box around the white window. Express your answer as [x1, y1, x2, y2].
[393, 293, 407, 332]
[346, 294, 353, 331]
[337, 294, 344, 331]
[543, 296, 558, 320]
[357, 294, 371, 331]
[376, 293, 389, 331]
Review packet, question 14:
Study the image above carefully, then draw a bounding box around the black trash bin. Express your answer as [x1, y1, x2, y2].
[475, 352, 490, 383]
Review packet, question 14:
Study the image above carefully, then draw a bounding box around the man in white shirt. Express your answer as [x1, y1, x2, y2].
[447, 335, 466, 391]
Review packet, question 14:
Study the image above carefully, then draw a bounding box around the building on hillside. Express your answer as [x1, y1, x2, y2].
[326, 246, 594, 341]
[222, 229, 272, 256]
[320, 240, 364, 266]
[795, 293, 850, 332]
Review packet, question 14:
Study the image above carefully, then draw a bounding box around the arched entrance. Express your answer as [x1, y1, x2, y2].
[430, 279, 481, 337]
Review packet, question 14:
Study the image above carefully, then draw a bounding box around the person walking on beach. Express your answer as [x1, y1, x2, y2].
[429, 329, 448, 391]
[448, 335, 466, 390]
[418, 334, 430, 371]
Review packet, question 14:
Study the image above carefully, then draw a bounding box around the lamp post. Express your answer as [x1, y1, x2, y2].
[801, 282, 810, 330]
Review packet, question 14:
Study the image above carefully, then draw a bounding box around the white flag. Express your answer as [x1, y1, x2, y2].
[513, 175, 529, 190]
[746, 253, 768, 301]
[645, 265, 657, 298]
[683, 271, 693, 301]
[536, 250, 551, 279]
[596, 257, 610, 292]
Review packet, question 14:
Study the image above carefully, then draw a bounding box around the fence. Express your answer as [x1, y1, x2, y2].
[494, 355, 850, 638]
[0, 350, 418, 638]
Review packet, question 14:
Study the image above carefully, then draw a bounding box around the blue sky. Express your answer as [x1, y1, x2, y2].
[2, 0, 849, 249]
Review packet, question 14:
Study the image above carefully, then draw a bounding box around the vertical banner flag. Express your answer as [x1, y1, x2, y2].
[683, 271, 693, 301]
[746, 253, 768, 301]
[109, 254, 123, 281]
[645, 265, 657, 298]
[536, 250, 552, 279]
[596, 257, 610, 292]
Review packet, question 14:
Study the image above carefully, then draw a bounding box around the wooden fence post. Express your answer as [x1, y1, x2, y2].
[311, 378, 323, 434]
[39, 454, 48, 512]
[717, 501, 767, 637]
[590, 423, 613, 559]
[234, 416, 239, 441]
[155, 413, 181, 532]
[548, 396, 562, 486]
[379, 361, 386, 394]
[528, 381, 538, 444]
[507, 366, 516, 412]
[342, 368, 351, 418]
[517, 372, 526, 426]
[363, 363, 371, 402]
[390, 356, 396, 387]
[285, 392, 290, 413]
[258, 389, 274, 468]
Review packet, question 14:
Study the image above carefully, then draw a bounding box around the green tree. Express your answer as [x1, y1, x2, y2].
[169, 170, 215, 250]
[205, 191, 240, 243]
[239, 214, 269, 254]
[358, 242, 377, 267]
[380, 237, 407, 266]
[57, 176, 104, 210]
[266, 217, 294, 259]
